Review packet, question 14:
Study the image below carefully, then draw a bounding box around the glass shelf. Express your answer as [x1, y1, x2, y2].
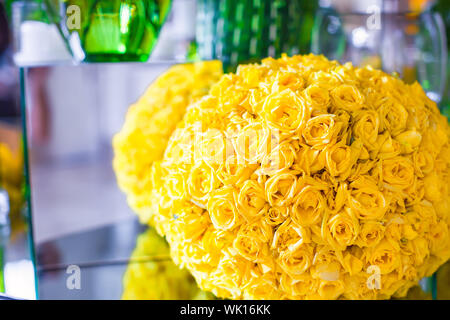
[37, 217, 146, 300]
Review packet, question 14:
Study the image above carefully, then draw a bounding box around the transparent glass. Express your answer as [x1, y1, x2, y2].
[0, 101, 37, 299]
[11, 1, 73, 66]
[311, 7, 448, 103]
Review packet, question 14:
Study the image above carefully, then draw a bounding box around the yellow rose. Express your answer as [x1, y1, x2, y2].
[264, 206, 289, 226]
[352, 110, 380, 150]
[302, 114, 344, 149]
[244, 271, 281, 300]
[265, 171, 298, 207]
[211, 250, 251, 297]
[237, 64, 264, 87]
[341, 251, 364, 276]
[260, 140, 296, 175]
[166, 171, 187, 200]
[404, 177, 425, 206]
[217, 154, 257, 186]
[377, 98, 408, 136]
[291, 185, 326, 227]
[331, 84, 364, 112]
[323, 182, 348, 213]
[274, 71, 305, 93]
[394, 130, 422, 154]
[366, 240, 401, 274]
[234, 121, 270, 164]
[303, 84, 330, 110]
[311, 247, 342, 281]
[423, 172, 446, 202]
[324, 140, 361, 180]
[277, 244, 314, 280]
[428, 220, 449, 254]
[171, 204, 211, 242]
[202, 228, 233, 266]
[197, 128, 228, 166]
[187, 162, 218, 204]
[377, 132, 402, 159]
[292, 145, 325, 175]
[207, 186, 241, 230]
[233, 222, 272, 262]
[280, 273, 318, 299]
[237, 180, 268, 220]
[413, 149, 434, 177]
[323, 210, 359, 250]
[261, 88, 310, 133]
[381, 156, 415, 190]
[348, 177, 388, 220]
[317, 279, 345, 300]
[272, 219, 311, 252]
[307, 70, 341, 90]
[356, 221, 385, 247]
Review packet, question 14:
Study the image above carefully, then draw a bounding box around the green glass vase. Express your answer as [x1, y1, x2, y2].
[45, 0, 172, 62]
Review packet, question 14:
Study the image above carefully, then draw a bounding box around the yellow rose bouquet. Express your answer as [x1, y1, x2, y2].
[114, 54, 450, 300]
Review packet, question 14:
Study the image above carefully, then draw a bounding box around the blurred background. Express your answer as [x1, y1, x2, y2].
[0, 0, 448, 299]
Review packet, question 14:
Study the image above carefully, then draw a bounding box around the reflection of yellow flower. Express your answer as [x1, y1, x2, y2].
[115, 54, 450, 300]
[122, 228, 214, 300]
[0, 142, 25, 236]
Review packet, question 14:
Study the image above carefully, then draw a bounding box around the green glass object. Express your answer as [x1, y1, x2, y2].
[196, 0, 317, 72]
[45, 0, 172, 62]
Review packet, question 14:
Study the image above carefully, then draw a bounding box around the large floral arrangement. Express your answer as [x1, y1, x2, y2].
[115, 54, 450, 300]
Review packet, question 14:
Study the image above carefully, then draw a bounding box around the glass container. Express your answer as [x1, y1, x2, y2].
[312, 0, 447, 104]
[44, 0, 172, 62]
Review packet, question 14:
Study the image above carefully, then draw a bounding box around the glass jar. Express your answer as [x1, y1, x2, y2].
[312, 0, 447, 104]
